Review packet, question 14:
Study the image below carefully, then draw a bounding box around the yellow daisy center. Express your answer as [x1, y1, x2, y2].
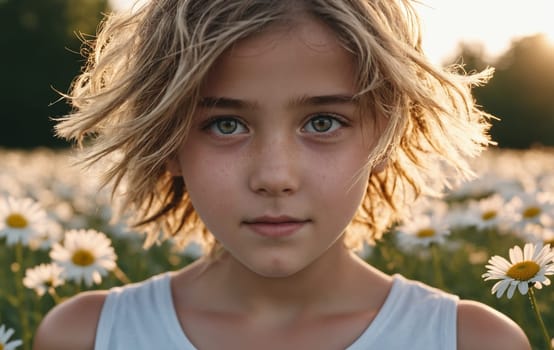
[71, 249, 95, 267]
[46, 277, 56, 287]
[544, 238, 554, 246]
[1, 342, 4, 350]
[417, 228, 436, 238]
[6, 213, 28, 228]
[506, 261, 540, 281]
[481, 210, 497, 221]
[523, 206, 541, 219]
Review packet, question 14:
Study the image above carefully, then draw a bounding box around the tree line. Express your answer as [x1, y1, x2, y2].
[0, 0, 107, 148]
[451, 35, 554, 148]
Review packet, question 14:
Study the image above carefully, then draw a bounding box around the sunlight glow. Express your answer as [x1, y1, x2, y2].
[109, 0, 554, 64]
[416, 0, 554, 63]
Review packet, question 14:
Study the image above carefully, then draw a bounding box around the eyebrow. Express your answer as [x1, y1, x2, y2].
[198, 94, 358, 110]
[288, 94, 358, 108]
[198, 97, 257, 109]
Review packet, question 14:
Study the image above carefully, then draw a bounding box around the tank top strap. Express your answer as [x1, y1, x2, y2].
[347, 274, 458, 350]
[95, 272, 196, 349]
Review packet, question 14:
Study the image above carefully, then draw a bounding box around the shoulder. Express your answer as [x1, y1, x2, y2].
[456, 299, 531, 350]
[33, 290, 108, 350]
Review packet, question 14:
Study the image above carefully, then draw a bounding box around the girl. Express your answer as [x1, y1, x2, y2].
[34, 0, 530, 349]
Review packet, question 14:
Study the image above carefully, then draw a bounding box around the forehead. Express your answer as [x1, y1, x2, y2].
[230, 17, 343, 57]
[199, 17, 357, 100]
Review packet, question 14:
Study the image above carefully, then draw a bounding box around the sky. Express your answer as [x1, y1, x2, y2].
[109, 0, 554, 64]
[414, 0, 554, 63]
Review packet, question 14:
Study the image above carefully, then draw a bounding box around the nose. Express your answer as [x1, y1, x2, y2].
[248, 134, 300, 197]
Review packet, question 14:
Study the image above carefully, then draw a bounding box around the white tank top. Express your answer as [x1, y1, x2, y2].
[95, 272, 458, 349]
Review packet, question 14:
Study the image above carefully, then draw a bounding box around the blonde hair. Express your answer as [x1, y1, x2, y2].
[56, 0, 493, 255]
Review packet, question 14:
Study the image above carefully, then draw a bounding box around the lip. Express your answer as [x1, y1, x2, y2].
[243, 216, 310, 238]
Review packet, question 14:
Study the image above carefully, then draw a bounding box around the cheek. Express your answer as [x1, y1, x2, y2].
[335, 168, 369, 210]
[312, 153, 370, 215]
[178, 148, 241, 220]
[179, 140, 233, 186]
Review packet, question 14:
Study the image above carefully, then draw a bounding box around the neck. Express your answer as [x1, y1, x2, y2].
[203, 240, 369, 316]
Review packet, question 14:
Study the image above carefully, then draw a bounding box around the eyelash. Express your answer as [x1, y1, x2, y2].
[201, 113, 348, 136]
[302, 113, 348, 134]
[201, 116, 249, 136]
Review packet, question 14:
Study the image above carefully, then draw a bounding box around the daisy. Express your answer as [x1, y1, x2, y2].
[50, 229, 117, 286]
[464, 194, 507, 230]
[23, 263, 65, 297]
[395, 211, 450, 249]
[0, 196, 49, 246]
[29, 218, 64, 251]
[505, 191, 554, 228]
[482, 243, 554, 299]
[0, 324, 23, 350]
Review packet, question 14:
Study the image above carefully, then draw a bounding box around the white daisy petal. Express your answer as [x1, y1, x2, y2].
[509, 245, 523, 264]
[485, 265, 509, 275]
[523, 243, 534, 261]
[488, 256, 512, 270]
[534, 244, 553, 265]
[506, 282, 518, 299]
[517, 281, 529, 295]
[493, 279, 512, 298]
[0, 323, 23, 350]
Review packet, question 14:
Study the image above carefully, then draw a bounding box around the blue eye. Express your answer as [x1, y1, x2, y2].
[303, 114, 344, 133]
[205, 117, 248, 135]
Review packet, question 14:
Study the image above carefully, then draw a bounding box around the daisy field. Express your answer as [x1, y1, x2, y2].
[1, 147, 553, 349]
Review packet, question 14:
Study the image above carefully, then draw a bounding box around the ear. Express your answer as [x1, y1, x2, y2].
[166, 156, 182, 176]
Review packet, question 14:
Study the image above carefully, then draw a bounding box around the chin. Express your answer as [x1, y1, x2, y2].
[256, 268, 300, 279]
[246, 257, 310, 279]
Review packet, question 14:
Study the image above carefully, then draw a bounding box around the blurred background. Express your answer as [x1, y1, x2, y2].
[0, 0, 553, 149]
[0, 2, 553, 349]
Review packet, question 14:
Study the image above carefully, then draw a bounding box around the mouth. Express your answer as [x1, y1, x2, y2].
[243, 216, 310, 238]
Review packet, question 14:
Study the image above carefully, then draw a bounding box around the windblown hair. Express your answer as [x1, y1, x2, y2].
[56, 0, 493, 255]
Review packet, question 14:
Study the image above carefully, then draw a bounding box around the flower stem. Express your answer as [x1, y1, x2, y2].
[528, 287, 552, 350]
[430, 243, 444, 288]
[14, 243, 31, 350]
[113, 266, 131, 284]
[48, 287, 62, 304]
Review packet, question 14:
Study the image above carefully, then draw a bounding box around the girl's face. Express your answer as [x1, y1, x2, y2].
[169, 17, 380, 277]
